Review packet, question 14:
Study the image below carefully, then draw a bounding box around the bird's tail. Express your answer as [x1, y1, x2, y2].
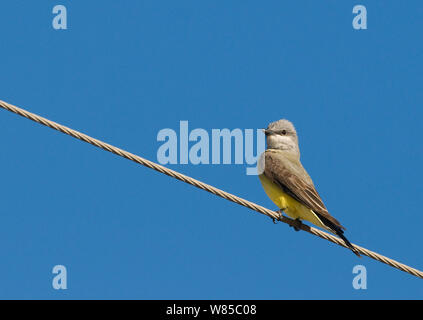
[317, 215, 361, 257]
[336, 230, 361, 257]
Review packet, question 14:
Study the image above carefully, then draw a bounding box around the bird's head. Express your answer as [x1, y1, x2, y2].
[263, 119, 300, 156]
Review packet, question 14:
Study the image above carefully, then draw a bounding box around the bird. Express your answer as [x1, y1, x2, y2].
[257, 119, 360, 257]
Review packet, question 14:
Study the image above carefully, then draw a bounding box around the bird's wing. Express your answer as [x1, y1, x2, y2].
[264, 151, 345, 230]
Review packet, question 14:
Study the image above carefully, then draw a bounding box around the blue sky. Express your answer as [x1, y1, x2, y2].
[0, 0, 422, 299]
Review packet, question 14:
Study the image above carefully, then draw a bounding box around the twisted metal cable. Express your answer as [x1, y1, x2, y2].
[1, 99, 422, 279]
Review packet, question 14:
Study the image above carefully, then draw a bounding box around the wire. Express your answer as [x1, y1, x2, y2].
[1, 99, 422, 279]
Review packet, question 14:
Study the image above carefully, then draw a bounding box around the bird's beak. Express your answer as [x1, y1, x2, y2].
[263, 129, 272, 136]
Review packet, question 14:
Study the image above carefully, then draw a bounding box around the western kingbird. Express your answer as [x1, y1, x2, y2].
[258, 119, 360, 257]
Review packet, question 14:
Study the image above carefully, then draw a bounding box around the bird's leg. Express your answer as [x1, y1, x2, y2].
[272, 208, 286, 224]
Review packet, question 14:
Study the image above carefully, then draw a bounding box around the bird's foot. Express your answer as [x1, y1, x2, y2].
[291, 218, 302, 231]
[272, 208, 286, 224]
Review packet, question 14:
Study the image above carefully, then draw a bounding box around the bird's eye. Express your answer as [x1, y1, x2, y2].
[281, 130, 287, 135]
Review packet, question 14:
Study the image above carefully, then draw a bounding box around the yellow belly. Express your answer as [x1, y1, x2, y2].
[259, 174, 326, 229]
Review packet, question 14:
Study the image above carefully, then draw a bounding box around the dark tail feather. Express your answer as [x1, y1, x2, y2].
[336, 230, 361, 258]
[317, 215, 361, 257]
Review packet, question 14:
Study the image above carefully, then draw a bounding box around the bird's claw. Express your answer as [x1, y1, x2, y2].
[272, 208, 286, 224]
[291, 218, 302, 231]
